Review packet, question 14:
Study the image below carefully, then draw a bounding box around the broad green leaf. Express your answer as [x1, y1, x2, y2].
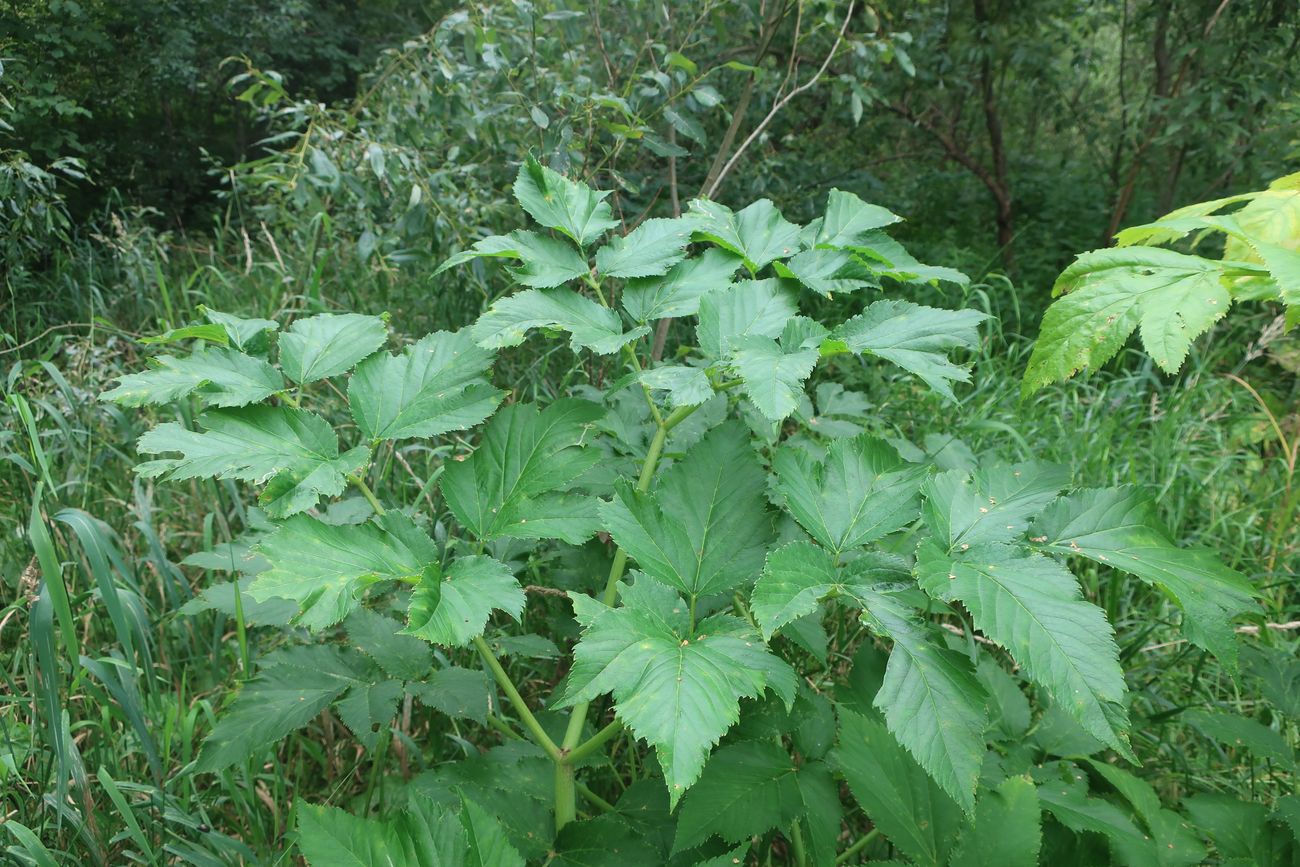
[808, 188, 902, 247]
[1030, 487, 1258, 670]
[1034, 763, 1150, 853]
[349, 329, 503, 442]
[101, 347, 284, 408]
[922, 462, 1070, 552]
[203, 307, 279, 351]
[441, 399, 605, 543]
[296, 801, 405, 866]
[404, 556, 524, 647]
[844, 230, 970, 285]
[727, 317, 823, 421]
[774, 247, 873, 295]
[860, 589, 989, 812]
[795, 759, 843, 866]
[513, 156, 618, 246]
[1023, 247, 1230, 392]
[622, 248, 743, 322]
[695, 278, 799, 358]
[409, 666, 490, 723]
[1185, 793, 1286, 866]
[140, 322, 231, 346]
[688, 198, 801, 272]
[252, 511, 438, 629]
[548, 815, 660, 867]
[558, 580, 795, 805]
[595, 217, 696, 278]
[472, 288, 650, 354]
[1183, 709, 1296, 768]
[672, 741, 810, 851]
[336, 677, 404, 749]
[345, 607, 433, 680]
[638, 365, 713, 408]
[459, 792, 528, 867]
[949, 776, 1041, 867]
[196, 645, 372, 771]
[1221, 171, 1300, 264]
[435, 230, 590, 288]
[135, 406, 370, 518]
[599, 421, 771, 597]
[831, 300, 988, 400]
[279, 312, 388, 384]
[1087, 761, 1207, 867]
[833, 708, 963, 867]
[751, 541, 908, 639]
[772, 434, 929, 555]
[918, 544, 1133, 759]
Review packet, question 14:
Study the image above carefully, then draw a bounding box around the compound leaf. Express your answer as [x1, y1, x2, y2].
[404, 555, 524, 647]
[473, 288, 649, 355]
[101, 347, 284, 408]
[349, 329, 503, 442]
[279, 312, 388, 384]
[441, 399, 605, 544]
[513, 156, 618, 247]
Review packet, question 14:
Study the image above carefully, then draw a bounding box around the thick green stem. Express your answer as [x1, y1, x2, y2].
[567, 719, 623, 765]
[473, 636, 561, 762]
[349, 474, 385, 515]
[554, 762, 577, 832]
[790, 819, 808, 867]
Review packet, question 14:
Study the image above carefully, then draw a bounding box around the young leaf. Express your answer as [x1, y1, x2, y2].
[688, 198, 801, 272]
[922, 462, 1070, 552]
[622, 248, 743, 323]
[558, 581, 795, 805]
[1030, 486, 1258, 671]
[808, 189, 902, 248]
[751, 541, 908, 639]
[772, 435, 929, 555]
[859, 590, 989, 812]
[831, 300, 988, 400]
[727, 322, 821, 422]
[599, 421, 771, 598]
[1023, 247, 1230, 392]
[101, 347, 284, 408]
[513, 156, 618, 247]
[595, 216, 696, 278]
[440, 399, 605, 543]
[252, 511, 438, 629]
[203, 307, 279, 351]
[404, 555, 525, 647]
[695, 278, 799, 358]
[279, 312, 388, 384]
[135, 406, 370, 518]
[435, 230, 590, 288]
[472, 288, 650, 354]
[833, 709, 963, 867]
[671, 741, 809, 852]
[637, 365, 714, 408]
[348, 329, 503, 443]
[918, 543, 1133, 759]
[949, 776, 1041, 867]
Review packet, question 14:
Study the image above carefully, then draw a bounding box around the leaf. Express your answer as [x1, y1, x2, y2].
[599, 421, 771, 598]
[833, 708, 963, 867]
[409, 666, 490, 723]
[859, 589, 989, 812]
[922, 462, 1070, 552]
[548, 815, 661, 867]
[751, 541, 908, 639]
[774, 248, 873, 295]
[727, 320, 821, 421]
[638, 365, 714, 408]
[622, 248, 743, 323]
[349, 329, 503, 443]
[135, 406, 370, 519]
[1024, 247, 1231, 392]
[435, 230, 591, 288]
[695, 278, 800, 358]
[772, 434, 929, 555]
[1086, 761, 1208, 867]
[950, 776, 1041, 867]
[1030, 487, 1259, 671]
[404, 556, 524, 648]
[252, 511, 438, 629]
[279, 312, 388, 384]
[513, 156, 618, 246]
[918, 544, 1133, 759]
[831, 300, 988, 400]
[336, 677, 404, 749]
[472, 288, 650, 354]
[596, 217, 697, 278]
[1183, 709, 1296, 768]
[460, 794, 528, 867]
[345, 607, 433, 680]
[558, 580, 795, 805]
[441, 399, 605, 543]
[1034, 763, 1150, 852]
[196, 645, 371, 771]
[101, 347, 284, 408]
[671, 741, 808, 851]
[810, 189, 902, 247]
[688, 198, 801, 272]
[203, 307, 279, 351]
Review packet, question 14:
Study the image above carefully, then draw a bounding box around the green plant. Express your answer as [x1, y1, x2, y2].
[102, 159, 1268, 864]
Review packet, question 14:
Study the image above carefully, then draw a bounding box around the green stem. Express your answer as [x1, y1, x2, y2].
[790, 819, 808, 867]
[554, 762, 577, 832]
[566, 719, 623, 765]
[576, 782, 615, 813]
[484, 713, 523, 741]
[473, 636, 561, 762]
[349, 474, 385, 514]
[835, 828, 880, 864]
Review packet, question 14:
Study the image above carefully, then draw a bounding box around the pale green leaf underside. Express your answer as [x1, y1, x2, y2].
[473, 288, 650, 354]
[638, 365, 714, 408]
[279, 312, 388, 384]
[101, 347, 284, 408]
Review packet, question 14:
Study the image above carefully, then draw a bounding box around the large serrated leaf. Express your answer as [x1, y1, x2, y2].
[922, 462, 1070, 552]
[440, 399, 604, 543]
[727, 324, 821, 421]
[688, 198, 801, 272]
[695, 278, 799, 358]
[435, 230, 591, 288]
[473, 288, 649, 354]
[750, 541, 908, 639]
[279, 312, 388, 384]
[135, 406, 370, 518]
[595, 217, 696, 278]
[403, 555, 524, 647]
[809, 189, 902, 247]
[349, 329, 503, 442]
[101, 347, 284, 408]
[622, 248, 743, 322]
[513, 156, 618, 247]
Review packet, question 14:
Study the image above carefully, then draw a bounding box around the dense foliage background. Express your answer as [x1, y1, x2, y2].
[2, 0, 1298, 863]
